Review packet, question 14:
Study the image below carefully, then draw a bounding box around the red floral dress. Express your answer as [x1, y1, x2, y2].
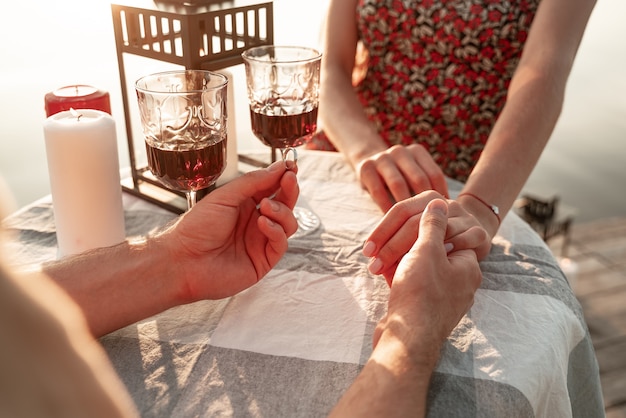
[312, 0, 540, 182]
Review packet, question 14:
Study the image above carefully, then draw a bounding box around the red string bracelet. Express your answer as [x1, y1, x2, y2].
[458, 192, 501, 226]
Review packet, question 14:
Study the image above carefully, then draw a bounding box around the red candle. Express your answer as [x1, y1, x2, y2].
[44, 85, 111, 117]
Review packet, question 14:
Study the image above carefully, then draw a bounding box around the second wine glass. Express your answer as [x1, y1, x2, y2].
[135, 70, 228, 211]
[242, 45, 322, 237]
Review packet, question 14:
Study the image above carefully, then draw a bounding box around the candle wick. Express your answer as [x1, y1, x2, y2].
[69, 107, 83, 121]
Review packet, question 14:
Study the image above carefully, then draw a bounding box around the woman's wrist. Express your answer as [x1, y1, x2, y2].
[331, 126, 387, 168]
[347, 142, 385, 167]
[457, 193, 500, 238]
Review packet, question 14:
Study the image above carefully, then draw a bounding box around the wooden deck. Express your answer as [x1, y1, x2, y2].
[546, 216, 626, 417]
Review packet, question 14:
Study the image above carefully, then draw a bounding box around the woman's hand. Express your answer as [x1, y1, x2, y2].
[374, 198, 483, 350]
[355, 144, 450, 212]
[330, 199, 482, 418]
[363, 190, 491, 285]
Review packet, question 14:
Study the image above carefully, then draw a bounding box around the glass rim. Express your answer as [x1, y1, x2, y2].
[135, 70, 228, 94]
[241, 45, 322, 64]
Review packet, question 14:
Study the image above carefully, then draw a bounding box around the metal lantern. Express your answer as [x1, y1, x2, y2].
[111, 0, 274, 213]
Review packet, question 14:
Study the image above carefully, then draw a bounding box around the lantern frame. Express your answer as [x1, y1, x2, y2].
[112, 0, 274, 213]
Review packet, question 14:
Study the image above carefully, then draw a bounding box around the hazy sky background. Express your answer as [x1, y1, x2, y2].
[1, 0, 624, 222]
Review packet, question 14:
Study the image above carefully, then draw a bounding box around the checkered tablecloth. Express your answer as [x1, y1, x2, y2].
[3, 150, 604, 417]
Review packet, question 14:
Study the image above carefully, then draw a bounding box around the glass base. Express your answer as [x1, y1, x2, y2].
[292, 206, 320, 239]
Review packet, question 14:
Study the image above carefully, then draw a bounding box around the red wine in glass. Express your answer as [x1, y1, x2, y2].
[249, 105, 318, 149]
[145, 136, 226, 193]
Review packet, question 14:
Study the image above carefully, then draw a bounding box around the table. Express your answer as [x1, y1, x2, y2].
[2, 150, 604, 417]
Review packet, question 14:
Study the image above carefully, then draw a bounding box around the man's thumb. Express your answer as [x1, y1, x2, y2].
[415, 199, 448, 250]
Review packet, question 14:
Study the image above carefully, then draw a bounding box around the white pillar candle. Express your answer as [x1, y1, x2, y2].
[217, 69, 239, 185]
[43, 109, 125, 257]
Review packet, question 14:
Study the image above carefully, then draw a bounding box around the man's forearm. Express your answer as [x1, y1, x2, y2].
[43, 236, 184, 337]
[329, 331, 437, 417]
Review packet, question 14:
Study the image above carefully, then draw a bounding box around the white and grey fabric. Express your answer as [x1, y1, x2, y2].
[3, 150, 604, 418]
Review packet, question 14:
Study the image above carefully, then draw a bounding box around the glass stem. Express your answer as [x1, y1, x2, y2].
[186, 190, 197, 211]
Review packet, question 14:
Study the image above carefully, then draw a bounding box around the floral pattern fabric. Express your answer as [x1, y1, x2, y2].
[313, 0, 540, 182]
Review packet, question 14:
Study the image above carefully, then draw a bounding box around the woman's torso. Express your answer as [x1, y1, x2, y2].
[356, 0, 540, 181]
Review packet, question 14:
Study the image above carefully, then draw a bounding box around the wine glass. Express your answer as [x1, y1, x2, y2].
[135, 70, 228, 211]
[242, 45, 322, 236]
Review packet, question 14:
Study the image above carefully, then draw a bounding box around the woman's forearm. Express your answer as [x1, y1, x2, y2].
[460, 0, 595, 236]
[461, 63, 568, 237]
[319, 0, 387, 167]
[320, 66, 387, 166]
